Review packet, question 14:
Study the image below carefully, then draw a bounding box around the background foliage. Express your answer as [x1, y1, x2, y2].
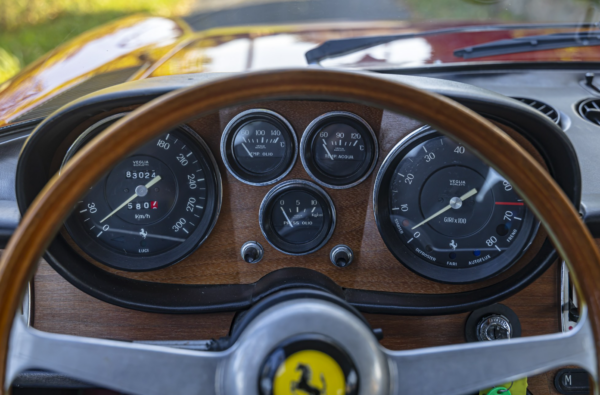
[0, 0, 193, 83]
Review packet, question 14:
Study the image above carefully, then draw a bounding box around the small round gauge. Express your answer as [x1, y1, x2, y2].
[373, 128, 537, 283]
[260, 180, 336, 255]
[221, 109, 297, 185]
[62, 114, 221, 272]
[300, 112, 378, 189]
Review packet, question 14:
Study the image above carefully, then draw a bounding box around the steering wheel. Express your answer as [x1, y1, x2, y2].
[1, 69, 599, 395]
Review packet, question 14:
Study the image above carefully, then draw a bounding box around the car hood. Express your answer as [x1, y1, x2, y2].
[1, 15, 599, 125]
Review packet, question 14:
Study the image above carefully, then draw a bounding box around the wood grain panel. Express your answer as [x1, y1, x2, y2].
[58, 101, 549, 295]
[33, 261, 235, 341]
[33, 258, 562, 393]
[36, 100, 562, 395]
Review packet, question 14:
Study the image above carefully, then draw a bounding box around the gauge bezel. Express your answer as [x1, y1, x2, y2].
[61, 114, 222, 272]
[259, 180, 336, 255]
[300, 111, 378, 189]
[373, 126, 538, 284]
[221, 109, 298, 186]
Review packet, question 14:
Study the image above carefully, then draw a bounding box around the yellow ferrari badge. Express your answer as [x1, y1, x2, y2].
[273, 350, 346, 395]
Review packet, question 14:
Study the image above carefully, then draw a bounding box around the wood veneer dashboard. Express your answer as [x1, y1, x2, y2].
[29, 99, 564, 393]
[54, 100, 547, 293]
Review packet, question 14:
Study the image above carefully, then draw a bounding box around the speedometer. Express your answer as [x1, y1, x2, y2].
[62, 114, 221, 272]
[373, 128, 537, 283]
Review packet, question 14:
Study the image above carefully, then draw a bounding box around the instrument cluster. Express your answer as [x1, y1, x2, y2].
[58, 108, 538, 284]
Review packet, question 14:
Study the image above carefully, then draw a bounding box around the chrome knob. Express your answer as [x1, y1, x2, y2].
[241, 241, 264, 264]
[330, 245, 353, 267]
[477, 314, 512, 341]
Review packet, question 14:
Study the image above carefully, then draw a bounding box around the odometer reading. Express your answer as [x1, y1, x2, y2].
[374, 130, 536, 283]
[63, 120, 221, 272]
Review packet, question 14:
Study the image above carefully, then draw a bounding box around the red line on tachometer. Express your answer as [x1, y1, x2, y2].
[495, 202, 525, 206]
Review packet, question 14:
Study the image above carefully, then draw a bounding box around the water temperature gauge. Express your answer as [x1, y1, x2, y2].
[301, 112, 378, 189]
[260, 180, 336, 255]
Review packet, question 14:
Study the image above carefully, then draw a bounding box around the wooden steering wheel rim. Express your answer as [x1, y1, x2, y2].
[1, 69, 599, 391]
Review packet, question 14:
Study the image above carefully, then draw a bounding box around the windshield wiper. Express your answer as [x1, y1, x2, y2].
[305, 22, 600, 65]
[454, 31, 600, 59]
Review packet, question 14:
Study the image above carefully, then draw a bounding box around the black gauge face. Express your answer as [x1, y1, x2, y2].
[260, 180, 335, 255]
[374, 129, 536, 283]
[301, 112, 377, 189]
[222, 110, 297, 185]
[64, 121, 221, 272]
[313, 124, 367, 177]
[233, 120, 288, 174]
[271, 190, 325, 244]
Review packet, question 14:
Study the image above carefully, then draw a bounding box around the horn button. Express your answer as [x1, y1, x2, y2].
[259, 335, 358, 395]
[221, 295, 388, 395]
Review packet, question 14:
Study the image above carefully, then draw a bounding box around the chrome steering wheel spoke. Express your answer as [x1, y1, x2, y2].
[5, 317, 229, 395]
[5, 298, 598, 395]
[385, 307, 597, 395]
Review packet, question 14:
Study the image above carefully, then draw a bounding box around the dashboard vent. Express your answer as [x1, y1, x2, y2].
[513, 97, 560, 124]
[578, 98, 600, 126]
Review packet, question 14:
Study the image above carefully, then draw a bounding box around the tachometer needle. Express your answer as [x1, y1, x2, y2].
[100, 176, 162, 223]
[241, 143, 253, 158]
[280, 206, 294, 228]
[411, 188, 478, 230]
[322, 139, 335, 160]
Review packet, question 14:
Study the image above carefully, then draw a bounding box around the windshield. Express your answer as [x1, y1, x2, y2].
[1, 0, 600, 85]
[183, 0, 600, 69]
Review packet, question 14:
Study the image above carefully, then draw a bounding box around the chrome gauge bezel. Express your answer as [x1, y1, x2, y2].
[221, 109, 298, 186]
[300, 111, 378, 189]
[373, 127, 538, 284]
[61, 114, 222, 272]
[259, 180, 336, 255]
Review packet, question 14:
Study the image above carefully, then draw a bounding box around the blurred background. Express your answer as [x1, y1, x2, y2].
[0, 0, 597, 83]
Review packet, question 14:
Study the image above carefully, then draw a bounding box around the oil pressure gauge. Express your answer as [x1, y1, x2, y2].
[259, 180, 336, 255]
[301, 112, 378, 189]
[221, 109, 297, 185]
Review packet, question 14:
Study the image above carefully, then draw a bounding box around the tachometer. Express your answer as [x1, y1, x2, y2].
[62, 115, 221, 272]
[373, 127, 537, 283]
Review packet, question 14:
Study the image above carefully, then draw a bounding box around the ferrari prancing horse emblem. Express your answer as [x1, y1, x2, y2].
[272, 349, 346, 395]
[291, 363, 326, 395]
[260, 337, 358, 395]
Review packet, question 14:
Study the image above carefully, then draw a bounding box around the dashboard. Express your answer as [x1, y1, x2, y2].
[5, 70, 580, 317]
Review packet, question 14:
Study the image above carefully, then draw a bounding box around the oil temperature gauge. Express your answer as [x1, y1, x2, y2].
[259, 180, 336, 255]
[301, 112, 378, 189]
[221, 109, 297, 185]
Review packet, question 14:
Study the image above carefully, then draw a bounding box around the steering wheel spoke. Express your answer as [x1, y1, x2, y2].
[5, 317, 228, 395]
[385, 308, 597, 395]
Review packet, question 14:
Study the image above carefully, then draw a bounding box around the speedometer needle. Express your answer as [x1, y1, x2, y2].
[100, 176, 162, 223]
[280, 207, 294, 228]
[411, 188, 478, 230]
